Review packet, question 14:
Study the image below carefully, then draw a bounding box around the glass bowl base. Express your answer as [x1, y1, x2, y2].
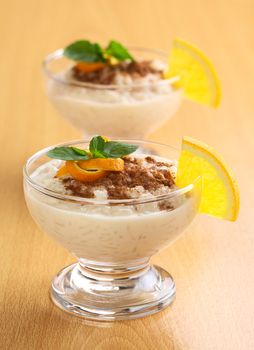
[51, 262, 176, 321]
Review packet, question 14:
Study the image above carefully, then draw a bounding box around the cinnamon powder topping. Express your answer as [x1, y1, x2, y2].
[62, 156, 175, 200]
[72, 60, 163, 85]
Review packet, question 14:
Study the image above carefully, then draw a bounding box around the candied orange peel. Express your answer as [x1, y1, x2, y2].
[65, 161, 108, 182]
[56, 157, 124, 182]
[75, 62, 105, 73]
[78, 158, 124, 171]
[56, 165, 69, 177]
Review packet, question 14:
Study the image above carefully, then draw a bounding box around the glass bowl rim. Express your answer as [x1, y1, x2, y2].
[42, 47, 180, 90]
[23, 138, 198, 205]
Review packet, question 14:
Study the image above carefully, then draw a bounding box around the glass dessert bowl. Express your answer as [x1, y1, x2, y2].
[43, 47, 182, 139]
[23, 139, 201, 321]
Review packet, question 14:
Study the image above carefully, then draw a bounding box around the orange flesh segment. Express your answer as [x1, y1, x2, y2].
[65, 161, 108, 182]
[75, 62, 105, 73]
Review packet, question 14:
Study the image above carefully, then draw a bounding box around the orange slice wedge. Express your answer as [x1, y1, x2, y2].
[165, 39, 221, 107]
[65, 161, 107, 182]
[75, 62, 105, 73]
[176, 137, 240, 221]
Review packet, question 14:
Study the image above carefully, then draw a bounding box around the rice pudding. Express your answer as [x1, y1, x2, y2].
[23, 138, 202, 320]
[44, 40, 182, 138]
[23, 136, 239, 320]
[24, 152, 198, 264]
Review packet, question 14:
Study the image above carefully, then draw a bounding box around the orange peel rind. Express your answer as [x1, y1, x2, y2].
[78, 158, 124, 171]
[56, 157, 124, 182]
[65, 161, 108, 182]
[75, 62, 105, 73]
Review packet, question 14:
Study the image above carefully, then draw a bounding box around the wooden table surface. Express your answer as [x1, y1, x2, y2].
[1, 0, 254, 349]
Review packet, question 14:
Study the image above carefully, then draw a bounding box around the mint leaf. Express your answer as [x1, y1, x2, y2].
[103, 141, 138, 158]
[89, 136, 106, 158]
[64, 40, 105, 62]
[47, 147, 90, 160]
[64, 39, 134, 64]
[47, 137, 138, 161]
[89, 136, 138, 158]
[71, 147, 89, 156]
[105, 40, 133, 61]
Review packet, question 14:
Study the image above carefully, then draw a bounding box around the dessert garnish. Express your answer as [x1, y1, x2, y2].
[63, 39, 164, 85]
[176, 136, 240, 221]
[63, 38, 221, 107]
[64, 40, 134, 71]
[61, 156, 175, 200]
[165, 39, 221, 107]
[47, 136, 138, 182]
[46, 135, 239, 219]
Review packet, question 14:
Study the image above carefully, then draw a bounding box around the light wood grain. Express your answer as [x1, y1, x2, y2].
[1, 0, 254, 349]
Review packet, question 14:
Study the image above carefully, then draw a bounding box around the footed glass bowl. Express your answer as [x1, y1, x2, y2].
[43, 48, 182, 139]
[23, 139, 200, 321]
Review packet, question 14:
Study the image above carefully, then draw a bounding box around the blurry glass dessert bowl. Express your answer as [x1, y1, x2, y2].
[23, 136, 239, 321]
[43, 39, 221, 139]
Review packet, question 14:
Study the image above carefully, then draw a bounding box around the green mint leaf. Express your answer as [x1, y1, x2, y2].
[105, 40, 133, 61]
[91, 150, 106, 158]
[71, 147, 91, 157]
[89, 136, 106, 158]
[46, 138, 137, 161]
[102, 141, 138, 158]
[64, 40, 105, 62]
[89, 136, 137, 158]
[46, 147, 90, 160]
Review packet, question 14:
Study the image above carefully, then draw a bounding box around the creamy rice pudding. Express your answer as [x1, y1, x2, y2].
[23, 138, 201, 320]
[44, 41, 181, 138]
[25, 152, 198, 263]
[23, 135, 239, 320]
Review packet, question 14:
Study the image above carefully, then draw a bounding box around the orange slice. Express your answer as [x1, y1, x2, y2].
[75, 62, 105, 73]
[176, 137, 240, 221]
[78, 158, 124, 171]
[65, 161, 107, 182]
[165, 39, 221, 107]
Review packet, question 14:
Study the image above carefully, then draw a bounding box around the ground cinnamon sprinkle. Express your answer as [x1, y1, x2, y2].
[72, 60, 163, 85]
[62, 156, 175, 200]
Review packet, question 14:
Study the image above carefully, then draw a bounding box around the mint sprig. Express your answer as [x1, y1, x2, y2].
[46, 136, 138, 161]
[89, 136, 106, 158]
[105, 41, 133, 61]
[64, 40, 105, 63]
[90, 136, 138, 158]
[63, 39, 134, 63]
[46, 147, 90, 160]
